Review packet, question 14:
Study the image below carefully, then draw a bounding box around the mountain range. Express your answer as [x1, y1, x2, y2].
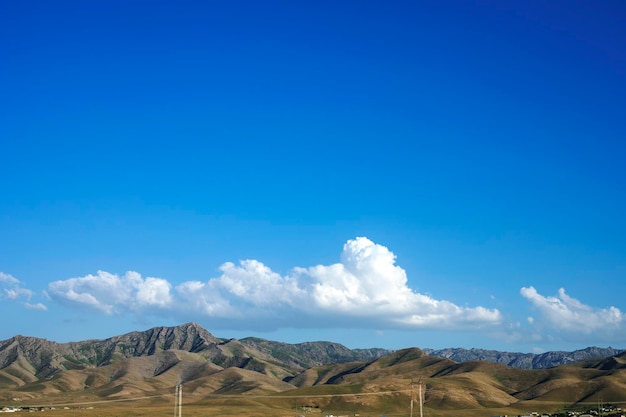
[1, 322, 624, 417]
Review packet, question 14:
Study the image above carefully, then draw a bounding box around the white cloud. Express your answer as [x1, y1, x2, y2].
[0, 271, 47, 310]
[25, 302, 48, 311]
[294, 237, 501, 328]
[0, 272, 20, 285]
[45, 237, 502, 331]
[41, 240, 625, 348]
[47, 270, 173, 314]
[217, 259, 305, 306]
[4, 287, 34, 300]
[297, 237, 413, 312]
[520, 286, 624, 339]
[172, 260, 308, 324]
[136, 277, 173, 307]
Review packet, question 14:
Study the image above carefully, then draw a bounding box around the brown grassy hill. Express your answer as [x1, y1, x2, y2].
[1, 349, 294, 404]
[283, 347, 626, 415]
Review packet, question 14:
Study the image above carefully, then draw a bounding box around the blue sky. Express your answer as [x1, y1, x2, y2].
[1, 0, 625, 354]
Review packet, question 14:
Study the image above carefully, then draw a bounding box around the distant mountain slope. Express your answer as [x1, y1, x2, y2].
[239, 337, 393, 369]
[423, 346, 625, 369]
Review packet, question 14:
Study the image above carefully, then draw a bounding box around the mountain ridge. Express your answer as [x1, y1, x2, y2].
[2, 322, 623, 375]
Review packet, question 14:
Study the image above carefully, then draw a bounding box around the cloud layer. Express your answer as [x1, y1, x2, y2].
[4, 237, 623, 347]
[45, 237, 502, 331]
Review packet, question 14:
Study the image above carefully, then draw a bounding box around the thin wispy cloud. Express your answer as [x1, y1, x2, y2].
[25, 302, 48, 311]
[0, 272, 20, 286]
[0, 271, 42, 308]
[46, 237, 502, 331]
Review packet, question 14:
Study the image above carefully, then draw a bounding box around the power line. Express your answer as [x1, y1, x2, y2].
[21, 388, 415, 408]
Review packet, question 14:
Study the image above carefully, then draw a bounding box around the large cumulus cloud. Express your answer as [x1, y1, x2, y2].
[45, 237, 502, 331]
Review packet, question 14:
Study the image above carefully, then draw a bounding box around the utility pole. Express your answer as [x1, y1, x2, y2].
[174, 384, 182, 417]
[418, 380, 423, 417]
[410, 378, 424, 417]
[410, 380, 414, 417]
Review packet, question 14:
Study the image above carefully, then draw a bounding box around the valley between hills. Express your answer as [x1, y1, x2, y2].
[1, 323, 625, 417]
